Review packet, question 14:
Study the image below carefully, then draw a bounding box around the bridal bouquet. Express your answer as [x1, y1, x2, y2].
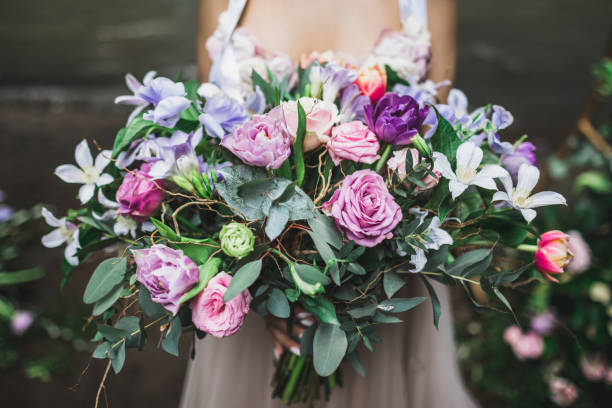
[44, 53, 569, 403]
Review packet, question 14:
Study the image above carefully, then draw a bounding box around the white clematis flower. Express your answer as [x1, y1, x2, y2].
[41, 207, 80, 266]
[433, 141, 509, 199]
[493, 164, 566, 223]
[54, 140, 113, 204]
[94, 190, 138, 238]
[405, 208, 454, 273]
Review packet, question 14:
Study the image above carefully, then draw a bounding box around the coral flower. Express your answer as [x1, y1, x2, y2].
[355, 65, 387, 104]
[535, 230, 573, 283]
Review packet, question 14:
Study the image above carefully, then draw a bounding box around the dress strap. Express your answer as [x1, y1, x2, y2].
[398, 0, 428, 28]
[208, 0, 248, 101]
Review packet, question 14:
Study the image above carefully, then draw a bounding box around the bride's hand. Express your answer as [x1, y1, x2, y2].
[265, 308, 315, 360]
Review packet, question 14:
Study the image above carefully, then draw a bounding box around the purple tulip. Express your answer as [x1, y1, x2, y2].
[322, 169, 402, 247]
[364, 93, 429, 145]
[221, 114, 291, 170]
[501, 142, 537, 178]
[132, 244, 199, 314]
[116, 163, 164, 221]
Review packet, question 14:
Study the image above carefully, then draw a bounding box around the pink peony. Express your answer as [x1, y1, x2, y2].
[190, 272, 252, 338]
[116, 162, 164, 221]
[535, 230, 572, 283]
[270, 97, 338, 144]
[326, 121, 380, 165]
[567, 230, 591, 274]
[221, 114, 291, 170]
[132, 244, 199, 314]
[503, 325, 544, 360]
[354, 65, 387, 104]
[549, 377, 579, 407]
[580, 355, 606, 381]
[11, 310, 34, 336]
[386, 148, 440, 190]
[322, 169, 402, 247]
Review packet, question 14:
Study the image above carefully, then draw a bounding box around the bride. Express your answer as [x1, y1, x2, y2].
[180, 0, 477, 406]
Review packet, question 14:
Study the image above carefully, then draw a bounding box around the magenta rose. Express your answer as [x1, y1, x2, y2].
[322, 169, 402, 247]
[132, 244, 199, 314]
[190, 271, 252, 338]
[116, 162, 164, 221]
[221, 115, 291, 170]
[327, 121, 380, 165]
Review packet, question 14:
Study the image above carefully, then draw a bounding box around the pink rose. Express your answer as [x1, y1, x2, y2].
[327, 121, 380, 165]
[190, 272, 252, 338]
[270, 97, 338, 144]
[387, 148, 440, 190]
[322, 169, 402, 247]
[116, 163, 164, 221]
[503, 325, 522, 345]
[354, 65, 387, 104]
[503, 325, 544, 360]
[549, 377, 579, 407]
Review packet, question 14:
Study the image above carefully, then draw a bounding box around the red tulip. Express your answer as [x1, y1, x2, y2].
[535, 230, 573, 283]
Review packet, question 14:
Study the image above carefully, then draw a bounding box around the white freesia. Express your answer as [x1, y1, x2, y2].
[54, 140, 113, 204]
[40, 207, 80, 266]
[406, 208, 454, 273]
[93, 190, 138, 238]
[492, 164, 566, 223]
[433, 141, 509, 199]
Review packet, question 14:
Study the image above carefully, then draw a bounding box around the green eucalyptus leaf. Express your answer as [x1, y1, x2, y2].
[223, 260, 262, 302]
[266, 288, 290, 318]
[179, 258, 221, 304]
[83, 258, 127, 304]
[0, 267, 44, 285]
[138, 286, 168, 320]
[378, 297, 426, 313]
[301, 296, 340, 326]
[420, 276, 441, 329]
[161, 317, 182, 357]
[383, 271, 406, 298]
[313, 323, 348, 376]
[92, 283, 124, 316]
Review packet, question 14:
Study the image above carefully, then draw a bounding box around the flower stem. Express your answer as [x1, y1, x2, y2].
[517, 244, 538, 253]
[282, 354, 306, 404]
[374, 144, 393, 174]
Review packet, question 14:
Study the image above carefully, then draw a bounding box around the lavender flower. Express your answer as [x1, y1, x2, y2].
[114, 71, 157, 124]
[149, 129, 205, 180]
[0, 190, 12, 222]
[310, 62, 358, 104]
[138, 77, 191, 128]
[530, 309, 556, 335]
[502, 142, 537, 179]
[199, 93, 249, 139]
[364, 93, 429, 145]
[116, 134, 165, 168]
[338, 84, 370, 123]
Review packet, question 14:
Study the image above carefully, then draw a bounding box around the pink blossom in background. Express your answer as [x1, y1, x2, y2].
[11, 310, 34, 336]
[566, 230, 591, 274]
[580, 355, 606, 381]
[549, 377, 579, 407]
[604, 368, 612, 385]
[190, 272, 252, 338]
[530, 309, 556, 335]
[327, 121, 380, 165]
[503, 325, 544, 360]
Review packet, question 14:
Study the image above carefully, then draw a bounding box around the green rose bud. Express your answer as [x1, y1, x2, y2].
[219, 222, 255, 259]
[411, 133, 432, 158]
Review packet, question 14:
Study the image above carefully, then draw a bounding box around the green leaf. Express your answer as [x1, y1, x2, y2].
[266, 288, 290, 318]
[224, 260, 262, 302]
[161, 317, 182, 356]
[150, 217, 180, 241]
[179, 258, 221, 304]
[0, 267, 44, 285]
[347, 351, 366, 376]
[300, 324, 317, 356]
[111, 342, 126, 374]
[430, 108, 462, 166]
[277, 159, 292, 180]
[301, 296, 340, 326]
[293, 264, 331, 286]
[383, 271, 406, 298]
[115, 316, 141, 348]
[112, 118, 154, 159]
[424, 179, 449, 213]
[265, 205, 290, 241]
[462, 252, 493, 278]
[97, 324, 129, 343]
[313, 323, 348, 376]
[92, 283, 123, 316]
[139, 286, 168, 320]
[373, 311, 403, 323]
[251, 69, 276, 105]
[307, 232, 339, 283]
[384, 65, 410, 90]
[445, 249, 491, 277]
[83, 258, 127, 304]
[92, 342, 111, 359]
[378, 297, 426, 313]
[575, 170, 612, 194]
[294, 101, 306, 187]
[347, 303, 377, 319]
[178, 239, 218, 265]
[420, 276, 441, 329]
[307, 211, 343, 250]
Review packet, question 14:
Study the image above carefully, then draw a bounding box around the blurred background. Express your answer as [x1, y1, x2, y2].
[1, 0, 611, 406]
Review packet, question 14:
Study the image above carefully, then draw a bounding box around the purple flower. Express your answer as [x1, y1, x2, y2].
[364, 93, 429, 145]
[530, 309, 556, 335]
[338, 84, 370, 123]
[221, 115, 291, 170]
[132, 244, 199, 314]
[199, 94, 249, 139]
[501, 142, 537, 178]
[491, 105, 514, 130]
[136, 77, 191, 128]
[116, 134, 165, 168]
[11, 310, 34, 335]
[309, 62, 358, 104]
[322, 169, 402, 247]
[149, 129, 204, 180]
[116, 163, 164, 221]
[115, 71, 157, 124]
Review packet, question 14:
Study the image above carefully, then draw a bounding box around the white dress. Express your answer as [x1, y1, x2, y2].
[180, 1, 479, 406]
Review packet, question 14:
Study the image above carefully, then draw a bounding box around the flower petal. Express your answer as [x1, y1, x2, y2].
[125, 73, 142, 93]
[114, 95, 146, 106]
[499, 174, 514, 195]
[55, 164, 86, 184]
[449, 179, 469, 199]
[95, 150, 112, 173]
[96, 173, 114, 187]
[78, 184, 95, 204]
[65, 239, 80, 266]
[471, 165, 508, 189]
[41, 207, 62, 227]
[456, 141, 482, 170]
[74, 139, 93, 169]
[520, 208, 537, 223]
[41, 229, 65, 248]
[432, 152, 455, 180]
[516, 164, 540, 194]
[492, 190, 510, 203]
[527, 191, 567, 208]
